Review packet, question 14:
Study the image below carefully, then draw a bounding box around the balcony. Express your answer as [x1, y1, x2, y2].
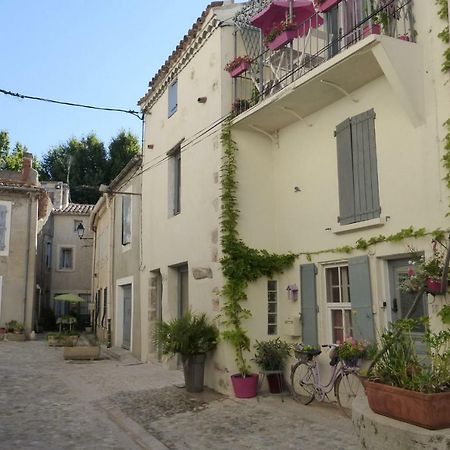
[231, 0, 418, 130]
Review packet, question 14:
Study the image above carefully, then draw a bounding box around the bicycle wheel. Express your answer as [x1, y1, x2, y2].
[334, 372, 362, 417]
[290, 362, 315, 405]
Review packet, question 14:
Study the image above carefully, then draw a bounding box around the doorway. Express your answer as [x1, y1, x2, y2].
[122, 284, 132, 350]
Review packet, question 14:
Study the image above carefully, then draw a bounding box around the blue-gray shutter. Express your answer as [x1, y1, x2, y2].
[300, 263, 318, 347]
[122, 195, 131, 245]
[348, 255, 375, 342]
[0, 205, 7, 251]
[336, 118, 355, 224]
[351, 109, 380, 222]
[168, 79, 178, 117]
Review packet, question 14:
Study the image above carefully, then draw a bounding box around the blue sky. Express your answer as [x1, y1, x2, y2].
[0, 1, 238, 159]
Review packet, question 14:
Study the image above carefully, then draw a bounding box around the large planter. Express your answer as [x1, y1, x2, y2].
[48, 335, 79, 347]
[63, 346, 101, 360]
[6, 332, 26, 342]
[231, 373, 258, 398]
[364, 380, 450, 430]
[228, 61, 250, 78]
[182, 353, 206, 393]
[362, 24, 381, 38]
[267, 30, 298, 51]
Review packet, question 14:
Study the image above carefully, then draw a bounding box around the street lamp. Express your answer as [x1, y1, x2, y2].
[76, 222, 93, 240]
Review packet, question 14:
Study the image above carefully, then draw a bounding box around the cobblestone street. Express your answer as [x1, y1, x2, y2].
[0, 340, 361, 449]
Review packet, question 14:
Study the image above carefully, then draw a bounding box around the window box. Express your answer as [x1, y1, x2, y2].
[362, 24, 381, 38]
[267, 30, 298, 51]
[229, 61, 251, 78]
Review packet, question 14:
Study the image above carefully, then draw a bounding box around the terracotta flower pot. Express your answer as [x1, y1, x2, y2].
[231, 373, 258, 398]
[364, 380, 450, 430]
[425, 278, 443, 295]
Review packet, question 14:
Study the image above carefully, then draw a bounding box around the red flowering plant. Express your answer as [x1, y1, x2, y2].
[224, 55, 252, 73]
[265, 20, 298, 44]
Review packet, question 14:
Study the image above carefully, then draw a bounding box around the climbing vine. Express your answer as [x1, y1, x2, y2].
[220, 118, 296, 376]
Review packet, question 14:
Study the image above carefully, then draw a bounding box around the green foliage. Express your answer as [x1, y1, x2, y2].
[0, 130, 40, 172]
[438, 304, 450, 324]
[6, 320, 24, 332]
[39, 130, 140, 204]
[253, 338, 291, 371]
[153, 311, 219, 357]
[370, 318, 450, 393]
[220, 118, 297, 376]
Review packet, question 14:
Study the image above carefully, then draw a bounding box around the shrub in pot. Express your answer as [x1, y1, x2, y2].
[153, 311, 219, 393]
[253, 338, 291, 393]
[365, 317, 450, 429]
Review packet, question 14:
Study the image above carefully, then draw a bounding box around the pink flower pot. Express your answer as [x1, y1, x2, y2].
[231, 373, 258, 398]
[426, 278, 443, 295]
[228, 61, 251, 78]
[362, 24, 381, 38]
[398, 34, 410, 41]
[267, 30, 298, 51]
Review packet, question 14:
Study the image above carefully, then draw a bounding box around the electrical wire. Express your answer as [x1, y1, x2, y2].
[0, 88, 143, 120]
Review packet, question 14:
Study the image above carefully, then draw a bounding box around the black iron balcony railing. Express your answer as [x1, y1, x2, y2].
[232, 0, 414, 116]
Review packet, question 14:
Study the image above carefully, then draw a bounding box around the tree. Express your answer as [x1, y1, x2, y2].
[0, 130, 40, 172]
[108, 131, 140, 180]
[39, 130, 140, 204]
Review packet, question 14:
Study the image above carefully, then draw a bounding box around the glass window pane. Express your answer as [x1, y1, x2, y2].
[331, 287, 340, 303]
[268, 313, 277, 324]
[268, 324, 277, 335]
[268, 280, 277, 291]
[344, 309, 353, 338]
[268, 303, 277, 313]
[332, 309, 344, 343]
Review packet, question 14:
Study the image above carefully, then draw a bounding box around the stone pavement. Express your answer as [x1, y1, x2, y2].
[0, 339, 361, 449]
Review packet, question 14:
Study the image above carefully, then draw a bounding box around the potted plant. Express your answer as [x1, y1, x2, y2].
[364, 318, 450, 430]
[401, 244, 449, 296]
[265, 20, 298, 51]
[253, 338, 291, 393]
[153, 311, 219, 393]
[5, 320, 26, 341]
[225, 55, 252, 78]
[337, 336, 369, 367]
[232, 98, 250, 115]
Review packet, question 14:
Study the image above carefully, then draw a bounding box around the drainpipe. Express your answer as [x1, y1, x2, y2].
[23, 193, 33, 333]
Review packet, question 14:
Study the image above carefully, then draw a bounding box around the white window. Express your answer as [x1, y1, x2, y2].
[122, 195, 131, 245]
[267, 280, 278, 335]
[326, 265, 352, 343]
[59, 246, 74, 270]
[0, 201, 12, 256]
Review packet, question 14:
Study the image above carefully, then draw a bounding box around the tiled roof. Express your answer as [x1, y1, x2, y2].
[53, 203, 95, 215]
[138, 1, 223, 106]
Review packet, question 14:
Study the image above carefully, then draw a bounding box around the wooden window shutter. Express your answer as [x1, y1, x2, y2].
[348, 256, 375, 342]
[300, 263, 318, 347]
[351, 109, 380, 222]
[168, 80, 178, 117]
[122, 196, 131, 245]
[0, 205, 7, 251]
[336, 118, 355, 224]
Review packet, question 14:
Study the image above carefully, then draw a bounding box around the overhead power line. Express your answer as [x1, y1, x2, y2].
[0, 88, 143, 120]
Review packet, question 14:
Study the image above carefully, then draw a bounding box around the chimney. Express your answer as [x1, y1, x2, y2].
[21, 152, 33, 183]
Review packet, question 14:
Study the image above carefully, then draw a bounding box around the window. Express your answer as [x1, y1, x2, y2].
[326, 265, 352, 343]
[59, 247, 74, 270]
[267, 280, 278, 335]
[0, 201, 12, 256]
[168, 79, 178, 117]
[45, 242, 52, 269]
[122, 196, 131, 245]
[168, 146, 181, 215]
[336, 109, 380, 225]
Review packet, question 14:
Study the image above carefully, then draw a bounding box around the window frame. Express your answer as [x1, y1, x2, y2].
[168, 79, 178, 118]
[121, 194, 132, 246]
[57, 245, 75, 271]
[267, 280, 278, 335]
[168, 144, 182, 216]
[0, 201, 12, 256]
[325, 264, 352, 343]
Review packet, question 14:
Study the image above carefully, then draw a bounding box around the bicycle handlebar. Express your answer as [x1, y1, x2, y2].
[321, 344, 339, 348]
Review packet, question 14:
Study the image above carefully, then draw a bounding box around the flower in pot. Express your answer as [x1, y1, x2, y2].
[153, 311, 219, 393]
[253, 338, 291, 393]
[401, 243, 449, 296]
[337, 337, 369, 367]
[6, 320, 18, 333]
[13, 322, 25, 334]
[365, 317, 450, 429]
[264, 20, 298, 50]
[225, 55, 252, 78]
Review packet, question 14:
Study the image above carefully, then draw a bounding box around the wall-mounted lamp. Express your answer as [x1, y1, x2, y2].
[76, 222, 93, 240]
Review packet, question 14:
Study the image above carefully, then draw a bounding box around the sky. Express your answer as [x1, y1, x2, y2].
[0, 1, 241, 160]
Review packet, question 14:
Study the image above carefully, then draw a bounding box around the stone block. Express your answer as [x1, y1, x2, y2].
[63, 346, 101, 360]
[192, 267, 213, 280]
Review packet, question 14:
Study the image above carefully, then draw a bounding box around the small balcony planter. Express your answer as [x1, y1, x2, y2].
[229, 61, 250, 78]
[231, 373, 259, 398]
[362, 23, 381, 38]
[364, 381, 450, 430]
[425, 277, 443, 295]
[313, 0, 340, 13]
[225, 56, 251, 78]
[267, 30, 298, 51]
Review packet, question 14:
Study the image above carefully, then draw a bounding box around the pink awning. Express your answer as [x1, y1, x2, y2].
[250, 0, 323, 38]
